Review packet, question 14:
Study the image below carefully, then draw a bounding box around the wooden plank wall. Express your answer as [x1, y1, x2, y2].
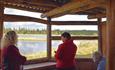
[76, 59, 96, 70]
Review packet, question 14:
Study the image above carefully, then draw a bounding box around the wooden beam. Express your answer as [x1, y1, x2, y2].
[88, 13, 106, 19]
[3, 0, 58, 7]
[51, 0, 106, 18]
[23, 2, 58, 8]
[47, 17, 52, 59]
[41, 0, 106, 18]
[52, 36, 98, 40]
[4, 14, 47, 24]
[3, 2, 52, 13]
[70, 1, 106, 14]
[4, 6, 46, 13]
[4, 14, 99, 25]
[106, 0, 115, 70]
[41, 1, 86, 18]
[50, 21, 98, 25]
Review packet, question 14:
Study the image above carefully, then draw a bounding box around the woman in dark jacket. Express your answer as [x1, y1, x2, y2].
[1, 31, 26, 70]
[55, 32, 77, 70]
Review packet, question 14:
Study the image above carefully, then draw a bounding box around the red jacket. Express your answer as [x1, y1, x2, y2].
[2, 45, 26, 70]
[55, 39, 77, 68]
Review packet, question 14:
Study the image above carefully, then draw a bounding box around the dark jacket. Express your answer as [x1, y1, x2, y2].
[55, 39, 77, 68]
[2, 45, 26, 70]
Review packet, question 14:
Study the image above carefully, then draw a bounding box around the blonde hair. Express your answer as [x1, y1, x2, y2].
[1, 31, 18, 48]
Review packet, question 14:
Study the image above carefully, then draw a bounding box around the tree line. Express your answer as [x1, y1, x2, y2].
[4, 28, 98, 35]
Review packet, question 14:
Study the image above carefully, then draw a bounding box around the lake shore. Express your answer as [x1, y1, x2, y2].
[18, 38, 46, 41]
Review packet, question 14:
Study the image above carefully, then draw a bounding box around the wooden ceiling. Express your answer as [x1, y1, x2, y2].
[1, 0, 106, 19]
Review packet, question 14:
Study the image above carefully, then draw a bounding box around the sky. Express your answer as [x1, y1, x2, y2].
[4, 8, 100, 30]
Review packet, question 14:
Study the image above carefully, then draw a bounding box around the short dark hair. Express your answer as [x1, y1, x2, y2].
[61, 32, 71, 39]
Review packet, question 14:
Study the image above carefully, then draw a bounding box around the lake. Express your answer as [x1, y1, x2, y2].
[17, 34, 98, 59]
[17, 34, 62, 55]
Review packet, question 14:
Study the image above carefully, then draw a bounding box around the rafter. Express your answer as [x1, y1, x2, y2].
[3, 0, 59, 7]
[4, 14, 47, 24]
[88, 13, 106, 19]
[41, 0, 106, 18]
[22, 2, 58, 8]
[51, 3, 106, 18]
[4, 14, 99, 25]
[70, 2, 106, 14]
[3, 1, 53, 13]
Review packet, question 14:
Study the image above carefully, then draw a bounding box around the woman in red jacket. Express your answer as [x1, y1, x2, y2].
[1, 31, 26, 70]
[55, 32, 77, 70]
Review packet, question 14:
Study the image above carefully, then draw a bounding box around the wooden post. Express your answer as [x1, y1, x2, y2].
[101, 23, 107, 57]
[97, 18, 102, 55]
[0, 1, 4, 47]
[106, 0, 115, 70]
[0, 1, 4, 65]
[47, 17, 52, 59]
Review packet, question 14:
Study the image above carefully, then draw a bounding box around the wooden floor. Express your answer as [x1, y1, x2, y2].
[24, 62, 56, 70]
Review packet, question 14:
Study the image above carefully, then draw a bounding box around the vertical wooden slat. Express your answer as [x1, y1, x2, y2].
[47, 17, 52, 59]
[106, 0, 115, 70]
[97, 18, 102, 55]
[0, 1, 4, 65]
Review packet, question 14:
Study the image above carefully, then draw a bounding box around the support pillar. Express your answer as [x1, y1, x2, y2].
[0, 1, 4, 48]
[106, 0, 115, 70]
[97, 18, 102, 55]
[47, 17, 52, 60]
[0, 1, 4, 65]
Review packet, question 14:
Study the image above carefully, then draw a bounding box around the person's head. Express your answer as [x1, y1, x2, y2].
[2, 31, 18, 47]
[92, 52, 102, 63]
[61, 32, 71, 42]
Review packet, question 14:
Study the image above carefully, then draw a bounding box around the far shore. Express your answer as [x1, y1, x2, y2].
[18, 38, 46, 41]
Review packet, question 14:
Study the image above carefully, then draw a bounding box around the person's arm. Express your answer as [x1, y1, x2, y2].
[55, 44, 64, 60]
